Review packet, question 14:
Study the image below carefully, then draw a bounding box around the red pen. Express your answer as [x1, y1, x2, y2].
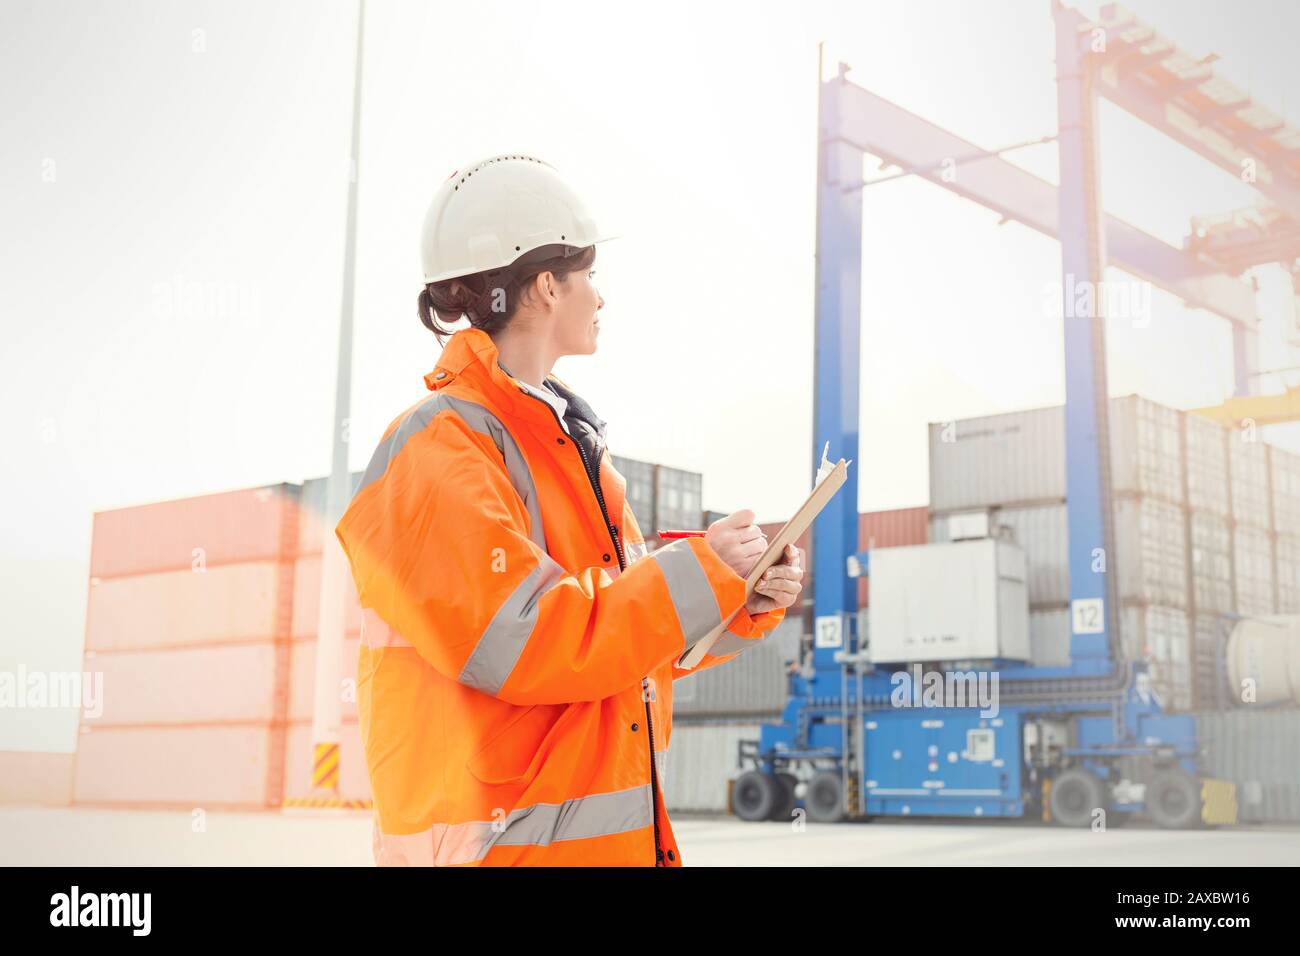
[657, 529, 707, 539]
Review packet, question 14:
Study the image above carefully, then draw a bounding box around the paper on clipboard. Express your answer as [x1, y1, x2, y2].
[676, 442, 851, 670]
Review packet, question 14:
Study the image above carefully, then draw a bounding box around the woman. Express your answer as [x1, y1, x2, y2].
[335, 155, 804, 866]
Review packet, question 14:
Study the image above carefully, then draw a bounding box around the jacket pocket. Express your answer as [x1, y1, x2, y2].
[467, 704, 564, 786]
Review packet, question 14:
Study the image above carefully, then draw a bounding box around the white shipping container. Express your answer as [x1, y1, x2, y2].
[929, 397, 1188, 513]
[1272, 448, 1300, 536]
[85, 642, 282, 726]
[995, 505, 1069, 606]
[663, 721, 763, 813]
[1114, 497, 1189, 608]
[1185, 414, 1230, 516]
[1229, 437, 1272, 529]
[867, 539, 1030, 663]
[1189, 511, 1233, 613]
[673, 619, 796, 716]
[929, 405, 1065, 511]
[1234, 525, 1276, 616]
[1028, 607, 1072, 667]
[932, 500, 1187, 608]
[85, 561, 284, 652]
[1120, 604, 1191, 711]
[1192, 614, 1233, 709]
[73, 724, 275, 808]
[1110, 395, 1184, 506]
[1276, 535, 1300, 614]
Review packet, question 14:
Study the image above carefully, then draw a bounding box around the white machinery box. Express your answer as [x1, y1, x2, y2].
[867, 539, 1030, 664]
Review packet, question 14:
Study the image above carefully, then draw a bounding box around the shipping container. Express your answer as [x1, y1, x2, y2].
[1276, 534, 1300, 614]
[1273, 447, 1300, 536]
[928, 405, 1065, 512]
[90, 484, 299, 579]
[72, 724, 277, 809]
[1229, 436, 1272, 529]
[1119, 604, 1191, 711]
[1113, 497, 1189, 609]
[1028, 607, 1072, 667]
[858, 507, 928, 606]
[1110, 395, 1184, 505]
[663, 720, 767, 813]
[1233, 525, 1276, 616]
[295, 473, 363, 556]
[673, 619, 798, 716]
[930, 499, 1189, 609]
[1193, 710, 1300, 823]
[84, 642, 284, 726]
[0, 751, 74, 807]
[1191, 614, 1234, 710]
[282, 719, 372, 803]
[929, 397, 1193, 513]
[1185, 413, 1230, 516]
[1189, 510, 1233, 613]
[85, 561, 287, 652]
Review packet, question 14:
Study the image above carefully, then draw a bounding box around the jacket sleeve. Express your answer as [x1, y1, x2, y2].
[335, 412, 752, 705]
[671, 603, 788, 678]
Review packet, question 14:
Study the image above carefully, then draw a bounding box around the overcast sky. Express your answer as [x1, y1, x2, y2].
[3, 0, 1299, 750]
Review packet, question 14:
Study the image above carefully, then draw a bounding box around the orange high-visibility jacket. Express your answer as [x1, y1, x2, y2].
[335, 327, 786, 866]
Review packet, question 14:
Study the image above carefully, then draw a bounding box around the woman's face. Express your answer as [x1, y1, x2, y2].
[550, 264, 604, 355]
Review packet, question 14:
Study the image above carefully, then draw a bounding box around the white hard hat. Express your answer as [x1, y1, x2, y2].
[420, 154, 617, 285]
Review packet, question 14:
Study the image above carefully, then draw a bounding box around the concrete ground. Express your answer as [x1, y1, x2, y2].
[2, 807, 1298, 866]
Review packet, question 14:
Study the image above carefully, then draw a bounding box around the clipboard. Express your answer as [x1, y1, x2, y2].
[676, 443, 852, 670]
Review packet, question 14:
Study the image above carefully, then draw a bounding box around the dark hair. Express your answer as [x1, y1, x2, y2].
[418, 244, 597, 344]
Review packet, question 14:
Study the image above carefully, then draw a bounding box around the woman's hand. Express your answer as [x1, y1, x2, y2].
[704, 509, 768, 579]
[744, 544, 804, 615]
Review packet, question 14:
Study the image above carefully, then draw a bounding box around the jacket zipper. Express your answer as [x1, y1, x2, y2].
[519, 389, 664, 865]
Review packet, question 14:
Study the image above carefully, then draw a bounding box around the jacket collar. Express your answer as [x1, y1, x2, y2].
[424, 328, 608, 444]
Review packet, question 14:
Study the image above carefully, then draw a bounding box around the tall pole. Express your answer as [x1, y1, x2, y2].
[310, 0, 366, 795]
[811, 57, 864, 695]
[1053, 0, 1117, 674]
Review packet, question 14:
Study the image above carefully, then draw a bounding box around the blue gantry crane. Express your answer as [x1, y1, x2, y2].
[734, 1, 1300, 827]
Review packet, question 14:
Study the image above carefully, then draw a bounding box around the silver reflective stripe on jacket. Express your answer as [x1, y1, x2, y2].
[355, 392, 548, 553]
[458, 552, 569, 695]
[458, 538, 725, 697]
[647, 539, 726, 647]
[372, 784, 654, 866]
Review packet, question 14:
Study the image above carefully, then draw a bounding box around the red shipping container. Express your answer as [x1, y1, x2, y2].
[73, 724, 277, 809]
[85, 642, 283, 726]
[858, 506, 929, 606]
[89, 484, 299, 579]
[84, 561, 287, 652]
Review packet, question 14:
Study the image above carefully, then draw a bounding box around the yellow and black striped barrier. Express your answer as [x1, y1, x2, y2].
[282, 796, 372, 810]
[1201, 777, 1238, 826]
[312, 742, 340, 792]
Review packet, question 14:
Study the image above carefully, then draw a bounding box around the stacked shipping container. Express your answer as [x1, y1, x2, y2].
[76, 484, 306, 808]
[74, 477, 372, 809]
[929, 396, 1300, 711]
